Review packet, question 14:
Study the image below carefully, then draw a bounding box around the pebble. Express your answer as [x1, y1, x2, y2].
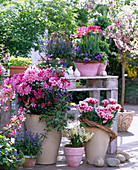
[94, 157, 104, 167]
[116, 154, 126, 163]
[117, 151, 130, 161]
[105, 158, 120, 167]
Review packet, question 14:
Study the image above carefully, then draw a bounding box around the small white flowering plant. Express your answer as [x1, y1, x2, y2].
[63, 124, 94, 147]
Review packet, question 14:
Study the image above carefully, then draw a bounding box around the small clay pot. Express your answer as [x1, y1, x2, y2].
[23, 156, 36, 169]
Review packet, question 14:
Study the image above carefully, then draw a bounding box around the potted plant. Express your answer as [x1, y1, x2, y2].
[73, 25, 109, 76]
[0, 135, 25, 170]
[5, 65, 74, 164]
[14, 131, 44, 169]
[8, 56, 32, 77]
[103, 2, 137, 131]
[75, 97, 120, 164]
[63, 124, 94, 167]
[46, 31, 75, 67]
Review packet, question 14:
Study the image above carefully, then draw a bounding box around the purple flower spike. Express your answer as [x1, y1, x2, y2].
[83, 57, 89, 61]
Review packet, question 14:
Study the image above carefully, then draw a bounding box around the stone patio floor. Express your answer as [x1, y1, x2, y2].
[19, 105, 138, 170]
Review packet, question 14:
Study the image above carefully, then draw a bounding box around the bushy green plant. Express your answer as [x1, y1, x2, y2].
[8, 56, 32, 66]
[14, 131, 45, 157]
[0, 0, 47, 57]
[0, 135, 25, 168]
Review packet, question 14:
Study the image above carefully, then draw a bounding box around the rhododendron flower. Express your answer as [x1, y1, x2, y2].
[2, 66, 71, 118]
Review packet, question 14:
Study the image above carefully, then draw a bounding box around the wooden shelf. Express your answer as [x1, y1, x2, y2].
[64, 75, 118, 80]
[68, 87, 118, 92]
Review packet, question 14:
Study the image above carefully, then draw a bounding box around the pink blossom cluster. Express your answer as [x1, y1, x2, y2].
[3, 66, 71, 114]
[76, 25, 102, 37]
[0, 85, 15, 112]
[76, 98, 120, 125]
[96, 103, 120, 123]
[0, 63, 5, 76]
[103, 4, 138, 56]
[4, 66, 70, 97]
[75, 97, 98, 113]
[3, 107, 26, 137]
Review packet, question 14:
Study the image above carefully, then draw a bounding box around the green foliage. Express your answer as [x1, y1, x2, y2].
[94, 15, 111, 30]
[45, 0, 77, 35]
[39, 97, 75, 132]
[99, 40, 111, 55]
[71, 0, 89, 27]
[0, 135, 25, 168]
[0, 0, 47, 57]
[8, 56, 32, 66]
[0, 44, 8, 69]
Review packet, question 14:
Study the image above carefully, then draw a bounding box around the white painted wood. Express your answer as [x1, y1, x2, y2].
[68, 88, 118, 91]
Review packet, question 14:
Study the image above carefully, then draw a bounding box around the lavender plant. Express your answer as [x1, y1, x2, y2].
[46, 32, 75, 66]
[14, 131, 45, 157]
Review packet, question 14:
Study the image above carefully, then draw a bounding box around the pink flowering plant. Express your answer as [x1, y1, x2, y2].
[75, 97, 120, 128]
[73, 25, 108, 63]
[2, 107, 26, 137]
[4, 66, 74, 132]
[0, 84, 15, 123]
[103, 3, 138, 112]
[0, 63, 5, 86]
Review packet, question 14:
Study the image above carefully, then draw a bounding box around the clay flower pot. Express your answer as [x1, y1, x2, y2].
[9, 66, 28, 77]
[25, 114, 61, 165]
[97, 61, 107, 76]
[23, 156, 36, 169]
[64, 146, 84, 167]
[74, 61, 100, 76]
[118, 110, 135, 131]
[85, 127, 110, 165]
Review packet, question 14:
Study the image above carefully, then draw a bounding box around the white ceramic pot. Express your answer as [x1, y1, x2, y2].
[25, 114, 61, 165]
[85, 127, 110, 165]
[118, 110, 135, 132]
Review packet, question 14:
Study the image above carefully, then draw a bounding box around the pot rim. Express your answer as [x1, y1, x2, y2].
[118, 110, 135, 113]
[9, 66, 28, 68]
[23, 155, 37, 158]
[64, 145, 84, 149]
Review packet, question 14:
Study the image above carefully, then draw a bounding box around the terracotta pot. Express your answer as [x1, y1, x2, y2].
[23, 156, 36, 169]
[74, 61, 100, 76]
[9, 66, 28, 77]
[118, 110, 135, 132]
[97, 61, 107, 75]
[25, 114, 62, 165]
[85, 127, 110, 164]
[64, 146, 84, 167]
